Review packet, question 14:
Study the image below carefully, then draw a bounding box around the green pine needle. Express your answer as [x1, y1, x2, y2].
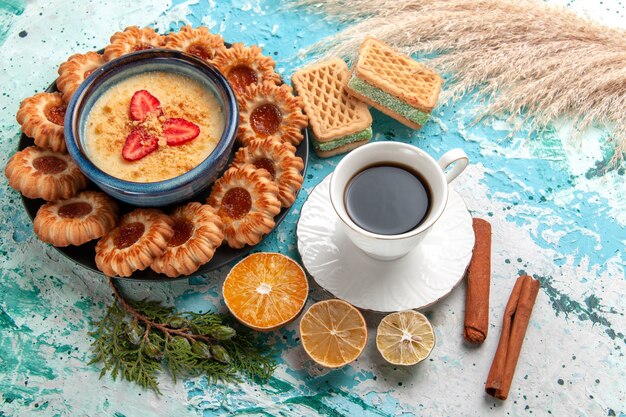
[89, 294, 276, 394]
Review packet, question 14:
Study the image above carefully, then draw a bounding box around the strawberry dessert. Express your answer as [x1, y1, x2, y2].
[84, 71, 224, 182]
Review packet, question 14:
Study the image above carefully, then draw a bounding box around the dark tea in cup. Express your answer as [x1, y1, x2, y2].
[344, 163, 431, 235]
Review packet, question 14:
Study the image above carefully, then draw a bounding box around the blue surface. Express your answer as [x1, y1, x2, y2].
[0, 1, 624, 416]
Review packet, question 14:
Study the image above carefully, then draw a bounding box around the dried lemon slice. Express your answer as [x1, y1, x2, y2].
[299, 299, 368, 368]
[376, 310, 435, 365]
[223, 252, 308, 331]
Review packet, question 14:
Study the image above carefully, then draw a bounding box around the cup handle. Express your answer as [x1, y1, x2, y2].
[438, 149, 469, 183]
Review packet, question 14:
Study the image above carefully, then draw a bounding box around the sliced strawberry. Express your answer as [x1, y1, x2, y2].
[163, 118, 200, 146]
[122, 127, 159, 161]
[129, 90, 162, 122]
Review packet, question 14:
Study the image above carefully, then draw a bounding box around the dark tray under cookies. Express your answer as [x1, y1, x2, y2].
[18, 48, 309, 282]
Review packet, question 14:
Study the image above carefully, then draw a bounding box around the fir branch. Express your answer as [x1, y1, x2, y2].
[88, 278, 276, 394]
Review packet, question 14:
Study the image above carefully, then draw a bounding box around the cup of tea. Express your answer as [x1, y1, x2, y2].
[329, 142, 468, 260]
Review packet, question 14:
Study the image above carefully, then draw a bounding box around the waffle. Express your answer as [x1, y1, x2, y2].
[346, 37, 442, 129]
[292, 58, 372, 157]
[313, 137, 372, 158]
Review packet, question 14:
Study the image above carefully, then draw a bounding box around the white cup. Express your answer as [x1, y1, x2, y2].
[329, 142, 468, 260]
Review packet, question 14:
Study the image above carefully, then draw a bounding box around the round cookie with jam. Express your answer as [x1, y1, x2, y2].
[95, 208, 173, 277]
[230, 138, 304, 208]
[236, 82, 308, 146]
[103, 26, 165, 62]
[57, 51, 107, 103]
[207, 166, 281, 249]
[33, 191, 119, 247]
[163, 25, 226, 62]
[16, 92, 67, 152]
[151, 202, 224, 278]
[5, 146, 88, 201]
[212, 43, 281, 95]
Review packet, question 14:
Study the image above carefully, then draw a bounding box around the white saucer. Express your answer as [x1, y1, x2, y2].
[297, 174, 475, 312]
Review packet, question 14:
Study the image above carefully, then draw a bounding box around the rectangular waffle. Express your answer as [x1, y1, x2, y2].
[292, 58, 372, 157]
[345, 37, 442, 129]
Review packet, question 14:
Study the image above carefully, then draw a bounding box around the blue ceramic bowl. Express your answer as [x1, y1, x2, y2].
[64, 49, 238, 207]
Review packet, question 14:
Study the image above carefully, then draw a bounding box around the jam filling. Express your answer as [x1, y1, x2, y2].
[253, 157, 276, 179]
[250, 104, 282, 137]
[228, 65, 258, 92]
[58, 202, 93, 218]
[220, 187, 252, 219]
[32, 156, 67, 174]
[187, 43, 213, 60]
[44, 103, 67, 126]
[131, 43, 156, 52]
[113, 222, 145, 249]
[169, 219, 194, 247]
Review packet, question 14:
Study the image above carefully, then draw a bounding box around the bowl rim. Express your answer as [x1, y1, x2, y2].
[64, 48, 239, 195]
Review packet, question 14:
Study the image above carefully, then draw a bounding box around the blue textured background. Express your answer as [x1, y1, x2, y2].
[0, 1, 624, 416]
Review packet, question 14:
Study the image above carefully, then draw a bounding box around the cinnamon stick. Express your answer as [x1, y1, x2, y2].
[464, 218, 491, 343]
[485, 275, 540, 400]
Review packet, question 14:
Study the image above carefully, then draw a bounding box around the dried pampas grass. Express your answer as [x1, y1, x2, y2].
[289, 0, 626, 161]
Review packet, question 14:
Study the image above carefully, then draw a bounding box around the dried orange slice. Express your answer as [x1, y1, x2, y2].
[223, 252, 308, 331]
[376, 310, 435, 365]
[299, 299, 368, 368]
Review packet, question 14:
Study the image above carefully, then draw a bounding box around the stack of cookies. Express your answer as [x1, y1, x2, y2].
[292, 37, 442, 158]
[5, 25, 308, 279]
